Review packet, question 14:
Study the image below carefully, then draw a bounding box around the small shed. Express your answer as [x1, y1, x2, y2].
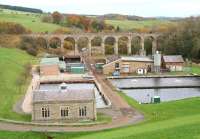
[66, 63, 85, 74]
[95, 63, 104, 70]
[151, 96, 161, 103]
[71, 66, 85, 74]
[162, 55, 184, 72]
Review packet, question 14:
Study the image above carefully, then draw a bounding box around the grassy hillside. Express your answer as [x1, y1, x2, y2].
[0, 9, 175, 33]
[0, 47, 35, 121]
[106, 19, 175, 31]
[0, 9, 62, 33]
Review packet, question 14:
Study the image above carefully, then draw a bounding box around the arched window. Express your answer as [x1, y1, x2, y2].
[79, 106, 87, 117]
[41, 107, 50, 118]
[61, 106, 70, 117]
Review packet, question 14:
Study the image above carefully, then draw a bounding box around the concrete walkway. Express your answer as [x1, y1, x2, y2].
[0, 111, 143, 132]
[22, 66, 39, 114]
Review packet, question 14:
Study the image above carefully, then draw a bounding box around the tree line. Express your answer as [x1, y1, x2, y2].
[42, 11, 117, 32]
[158, 17, 200, 61]
[0, 4, 43, 13]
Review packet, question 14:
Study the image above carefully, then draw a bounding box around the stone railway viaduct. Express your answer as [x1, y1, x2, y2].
[24, 32, 161, 56]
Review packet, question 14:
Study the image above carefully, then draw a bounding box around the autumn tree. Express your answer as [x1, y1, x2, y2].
[67, 15, 81, 27]
[67, 15, 113, 32]
[91, 20, 105, 32]
[52, 11, 63, 24]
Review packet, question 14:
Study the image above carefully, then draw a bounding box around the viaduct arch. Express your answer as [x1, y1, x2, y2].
[24, 33, 161, 56]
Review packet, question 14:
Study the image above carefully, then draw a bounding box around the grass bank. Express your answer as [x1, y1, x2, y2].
[0, 91, 200, 138]
[191, 64, 200, 75]
[0, 47, 35, 121]
[0, 9, 62, 33]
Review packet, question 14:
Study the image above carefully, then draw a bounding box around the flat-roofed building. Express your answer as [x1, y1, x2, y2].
[40, 57, 67, 75]
[32, 83, 96, 122]
[40, 64, 60, 76]
[103, 56, 153, 75]
[40, 57, 60, 65]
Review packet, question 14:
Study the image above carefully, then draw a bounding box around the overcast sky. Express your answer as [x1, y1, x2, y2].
[0, 0, 200, 17]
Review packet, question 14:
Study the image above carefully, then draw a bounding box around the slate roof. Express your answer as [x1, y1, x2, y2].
[163, 55, 184, 63]
[106, 55, 153, 64]
[33, 89, 95, 103]
[121, 56, 153, 62]
[106, 55, 121, 63]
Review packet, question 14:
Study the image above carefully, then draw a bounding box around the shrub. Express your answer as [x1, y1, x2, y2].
[18, 42, 27, 50]
[0, 22, 30, 34]
[26, 47, 38, 56]
[0, 35, 21, 48]
[18, 36, 38, 56]
[53, 28, 72, 34]
[41, 15, 53, 23]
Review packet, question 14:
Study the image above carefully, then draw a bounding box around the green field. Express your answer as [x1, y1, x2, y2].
[0, 9, 62, 33]
[0, 47, 35, 121]
[106, 19, 175, 31]
[0, 9, 175, 33]
[192, 64, 200, 75]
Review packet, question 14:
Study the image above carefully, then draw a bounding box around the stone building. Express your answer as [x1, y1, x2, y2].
[162, 55, 184, 72]
[103, 56, 153, 75]
[32, 83, 96, 122]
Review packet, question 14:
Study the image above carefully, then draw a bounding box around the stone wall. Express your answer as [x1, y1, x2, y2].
[103, 59, 121, 75]
[103, 60, 153, 75]
[32, 100, 96, 122]
[165, 63, 184, 72]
